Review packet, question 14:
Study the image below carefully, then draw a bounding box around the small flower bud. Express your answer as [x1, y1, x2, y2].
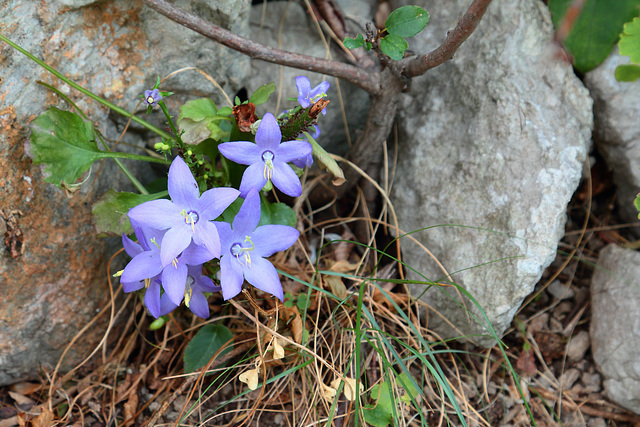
[162, 144, 171, 151]
[203, 174, 209, 180]
[154, 142, 164, 150]
[197, 160, 204, 166]
[187, 149, 193, 156]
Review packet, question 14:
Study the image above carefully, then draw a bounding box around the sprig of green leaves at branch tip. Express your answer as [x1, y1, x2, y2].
[342, 5, 429, 61]
[616, 17, 640, 81]
[30, 107, 168, 189]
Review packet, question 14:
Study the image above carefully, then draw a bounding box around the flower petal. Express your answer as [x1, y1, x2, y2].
[187, 292, 210, 318]
[218, 141, 262, 165]
[168, 156, 201, 207]
[232, 188, 261, 235]
[275, 140, 312, 163]
[194, 273, 221, 293]
[162, 261, 188, 305]
[122, 233, 143, 258]
[192, 220, 221, 259]
[271, 162, 302, 197]
[255, 113, 281, 150]
[160, 227, 192, 266]
[122, 279, 144, 293]
[121, 250, 163, 283]
[252, 225, 300, 258]
[181, 242, 215, 265]
[243, 257, 284, 301]
[144, 280, 162, 318]
[215, 221, 233, 252]
[198, 187, 240, 221]
[310, 81, 330, 99]
[220, 255, 244, 300]
[239, 162, 268, 197]
[128, 199, 182, 230]
[159, 293, 179, 316]
[295, 76, 311, 107]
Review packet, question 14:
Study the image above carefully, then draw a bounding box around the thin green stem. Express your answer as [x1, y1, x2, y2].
[0, 33, 174, 141]
[159, 101, 184, 147]
[37, 81, 150, 195]
[104, 151, 169, 164]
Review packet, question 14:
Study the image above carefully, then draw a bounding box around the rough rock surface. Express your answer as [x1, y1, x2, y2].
[246, 1, 371, 154]
[0, 0, 250, 386]
[590, 244, 640, 414]
[583, 48, 640, 229]
[392, 0, 593, 345]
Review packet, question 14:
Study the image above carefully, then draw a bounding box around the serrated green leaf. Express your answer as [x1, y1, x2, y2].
[184, 323, 234, 373]
[178, 99, 230, 144]
[302, 131, 345, 185]
[615, 64, 640, 81]
[619, 17, 640, 63]
[258, 195, 297, 227]
[178, 98, 218, 122]
[385, 5, 429, 38]
[30, 107, 110, 188]
[379, 33, 408, 61]
[92, 190, 168, 237]
[343, 33, 365, 49]
[249, 82, 277, 106]
[549, 0, 640, 72]
[363, 383, 394, 427]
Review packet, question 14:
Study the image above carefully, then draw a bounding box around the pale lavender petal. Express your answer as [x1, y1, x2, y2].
[310, 81, 330, 99]
[181, 242, 215, 265]
[128, 199, 182, 230]
[122, 234, 142, 258]
[168, 156, 200, 207]
[292, 154, 313, 169]
[215, 221, 233, 250]
[295, 76, 311, 107]
[122, 279, 144, 293]
[192, 220, 221, 258]
[159, 294, 179, 316]
[162, 262, 188, 305]
[252, 225, 300, 257]
[232, 188, 261, 235]
[243, 257, 284, 301]
[275, 140, 312, 163]
[255, 113, 281, 150]
[144, 280, 162, 318]
[239, 162, 268, 197]
[194, 274, 221, 293]
[160, 227, 192, 266]
[218, 141, 262, 165]
[271, 162, 302, 197]
[220, 255, 244, 300]
[198, 187, 240, 220]
[121, 251, 163, 283]
[188, 292, 210, 318]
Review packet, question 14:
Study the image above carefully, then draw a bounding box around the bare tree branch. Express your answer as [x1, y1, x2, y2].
[141, 0, 381, 94]
[402, 0, 493, 78]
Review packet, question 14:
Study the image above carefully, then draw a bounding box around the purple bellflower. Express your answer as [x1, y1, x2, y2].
[128, 156, 239, 267]
[218, 113, 311, 198]
[121, 224, 216, 316]
[215, 188, 299, 301]
[144, 89, 162, 108]
[292, 125, 319, 169]
[295, 76, 330, 115]
[183, 264, 221, 318]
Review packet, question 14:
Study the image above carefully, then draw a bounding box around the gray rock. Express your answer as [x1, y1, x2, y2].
[583, 48, 640, 229]
[246, 1, 370, 154]
[566, 330, 590, 362]
[590, 244, 640, 414]
[547, 280, 575, 300]
[0, 0, 250, 386]
[392, 0, 592, 345]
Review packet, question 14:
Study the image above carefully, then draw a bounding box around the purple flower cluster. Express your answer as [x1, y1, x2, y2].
[121, 157, 299, 318]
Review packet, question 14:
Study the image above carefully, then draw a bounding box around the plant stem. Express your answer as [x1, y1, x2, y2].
[159, 101, 184, 148]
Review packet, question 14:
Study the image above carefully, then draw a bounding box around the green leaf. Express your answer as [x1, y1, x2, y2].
[178, 98, 218, 122]
[218, 106, 233, 116]
[363, 383, 394, 427]
[302, 131, 345, 186]
[92, 190, 168, 237]
[635, 193, 640, 218]
[396, 372, 420, 405]
[343, 33, 365, 49]
[365, 41, 372, 50]
[296, 293, 310, 312]
[385, 5, 429, 38]
[259, 195, 297, 227]
[178, 98, 230, 144]
[379, 34, 408, 61]
[183, 323, 234, 373]
[615, 64, 640, 81]
[548, 0, 640, 72]
[619, 17, 640, 63]
[218, 197, 243, 223]
[249, 82, 277, 106]
[30, 107, 109, 188]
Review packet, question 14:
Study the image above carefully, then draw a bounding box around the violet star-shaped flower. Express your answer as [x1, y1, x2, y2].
[215, 188, 299, 301]
[128, 156, 239, 267]
[218, 113, 311, 197]
[183, 265, 221, 318]
[144, 89, 162, 108]
[121, 224, 216, 316]
[295, 76, 330, 115]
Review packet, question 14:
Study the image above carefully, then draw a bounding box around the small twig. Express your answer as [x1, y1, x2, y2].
[402, 0, 493, 77]
[140, 0, 380, 94]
